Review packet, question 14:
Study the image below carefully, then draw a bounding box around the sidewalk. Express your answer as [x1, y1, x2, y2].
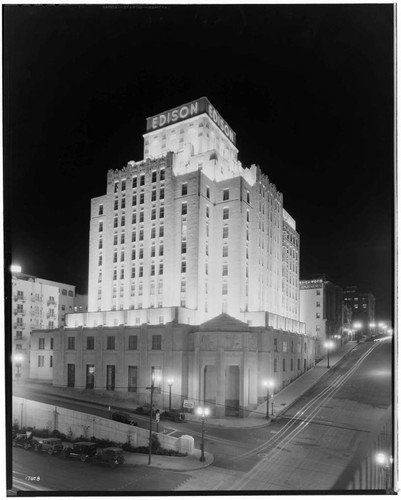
[123, 449, 213, 471]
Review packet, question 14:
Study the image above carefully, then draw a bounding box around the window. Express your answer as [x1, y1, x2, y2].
[121, 180, 126, 191]
[181, 261, 186, 273]
[98, 255, 103, 266]
[274, 358, 278, 373]
[151, 190, 157, 202]
[222, 263, 228, 276]
[99, 205, 103, 215]
[114, 199, 118, 210]
[113, 235, 118, 245]
[151, 208, 156, 220]
[181, 279, 186, 292]
[38, 355, 45, 367]
[50, 338, 54, 349]
[182, 183, 188, 196]
[246, 210, 250, 222]
[39, 338, 45, 350]
[121, 197, 126, 209]
[283, 341, 288, 352]
[159, 226, 164, 238]
[132, 195, 137, 206]
[223, 188, 229, 201]
[206, 205, 209, 218]
[114, 217, 118, 228]
[132, 213, 137, 224]
[274, 338, 278, 352]
[16, 344, 22, 350]
[151, 264, 155, 276]
[99, 239, 103, 249]
[159, 244, 164, 256]
[139, 229, 144, 241]
[152, 171, 157, 183]
[223, 245, 228, 257]
[87, 336, 94, 350]
[121, 234, 125, 244]
[316, 301, 320, 307]
[62, 289, 67, 296]
[206, 186, 210, 199]
[159, 263, 164, 275]
[160, 187, 164, 200]
[140, 193, 144, 204]
[152, 335, 162, 350]
[316, 290, 321, 295]
[113, 270, 117, 280]
[160, 169, 165, 181]
[151, 245, 156, 258]
[99, 222, 103, 232]
[223, 226, 229, 238]
[223, 208, 229, 220]
[106, 365, 115, 391]
[128, 336, 138, 350]
[128, 366, 138, 392]
[316, 313, 321, 319]
[50, 356, 53, 368]
[113, 252, 117, 263]
[182, 202, 187, 215]
[283, 359, 286, 372]
[140, 174, 145, 186]
[67, 337, 75, 350]
[139, 247, 144, 259]
[222, 282, 228, 295]
[107, 336, 115, 350]
[131, 267, 136, 278]
[121, 215, 125, 226]
[132, 177, 137, 188]
[181, 241, 187, 254]
[159, 206, 164, 219]
[246, 191, 250, 204]
[120, 269, 124, 279]
[139, 266, 143, 278]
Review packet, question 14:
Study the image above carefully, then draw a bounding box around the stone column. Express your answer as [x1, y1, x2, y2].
[240, 342, 249, 417]
[216, 347, 225, 417]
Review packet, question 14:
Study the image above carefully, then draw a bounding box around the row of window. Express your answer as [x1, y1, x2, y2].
[37, 355, 53, 368]
[112, 169, 166, 194]
[67, 334, 161, 351]
[273, 357, 306, 372]
[38, 338, 54, 350]
[274, 338, 307, 353]
[98, 225, 165, 249]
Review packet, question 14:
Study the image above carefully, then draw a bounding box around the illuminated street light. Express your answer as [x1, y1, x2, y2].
[369, 322, 376, 328]
[196, 406, 210, 462]
[263, 379, 275, 419]
[353, 322, 363, 330]
[167, 378, 174, 411]
[387, 328, 393, 335]
[14, 354, 23, 383]
[323, 340, 335, 368]
[376, 452, 393, 493]
[147, 370, 161, 465]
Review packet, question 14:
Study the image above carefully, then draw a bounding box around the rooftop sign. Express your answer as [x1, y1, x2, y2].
[300, 279, 323, 290]
[146, 97, 236, 145]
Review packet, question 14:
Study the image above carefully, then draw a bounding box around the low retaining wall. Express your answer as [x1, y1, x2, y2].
[12, 397, 194, 454]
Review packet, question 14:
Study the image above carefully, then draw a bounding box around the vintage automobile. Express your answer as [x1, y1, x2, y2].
[161, 408, 186, 423]
[111, 411, 138, 426]
[61, 441, 97, 462]
[90, 447, 125, 468]
[32, 437, 63, 455]
[12, 432, 34, 450]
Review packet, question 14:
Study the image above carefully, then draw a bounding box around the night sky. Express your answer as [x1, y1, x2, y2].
[4, 4, 394, 320]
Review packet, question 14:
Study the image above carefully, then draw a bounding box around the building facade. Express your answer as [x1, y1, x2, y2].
[343, 286, 376, 331]
[300, 276, 344, 357]
[11, 268, 76, 380]
[37, 97, 314, 416]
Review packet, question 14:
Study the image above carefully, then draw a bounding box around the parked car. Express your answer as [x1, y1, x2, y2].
[32, 437, 63, 455]
[12, 433, 34, 450]
[62, 441, 97, 462]
[91, 447, 125, 468]
[111, 411, 138, 426]
[161, 408, 186, 422]
[134, 403, 153, 415]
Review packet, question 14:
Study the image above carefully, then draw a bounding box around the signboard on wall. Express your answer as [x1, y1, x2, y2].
[146, 96, 236, 145]
[183, 400, 195, 409]
[300, 280, 323, 290]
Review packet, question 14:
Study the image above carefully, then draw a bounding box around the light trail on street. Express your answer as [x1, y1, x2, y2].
[220, 341, 383, 490]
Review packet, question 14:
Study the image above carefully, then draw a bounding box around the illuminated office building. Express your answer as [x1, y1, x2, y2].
[51, 98, 313, 417]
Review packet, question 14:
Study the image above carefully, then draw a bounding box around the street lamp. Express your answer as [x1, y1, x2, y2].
[14, 354, 23, 383]
[323, 340, 335, 368]
[376, 452, 393, 493]
[263, 379, 275, 419]
[147, 370, 161, 465]
[167, 378, 174, 411]
[196, 406, 210, 462]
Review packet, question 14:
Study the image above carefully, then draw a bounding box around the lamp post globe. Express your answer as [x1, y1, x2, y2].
[196, 406, 210, 462]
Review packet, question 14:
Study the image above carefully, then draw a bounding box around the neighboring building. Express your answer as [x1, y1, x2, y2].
[343, 286, 376, 331]
[74, 294, 88, 313]
[11, 268, 75, 380]
[300, 275, 343, 357]
[37, 97, 313, 417]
